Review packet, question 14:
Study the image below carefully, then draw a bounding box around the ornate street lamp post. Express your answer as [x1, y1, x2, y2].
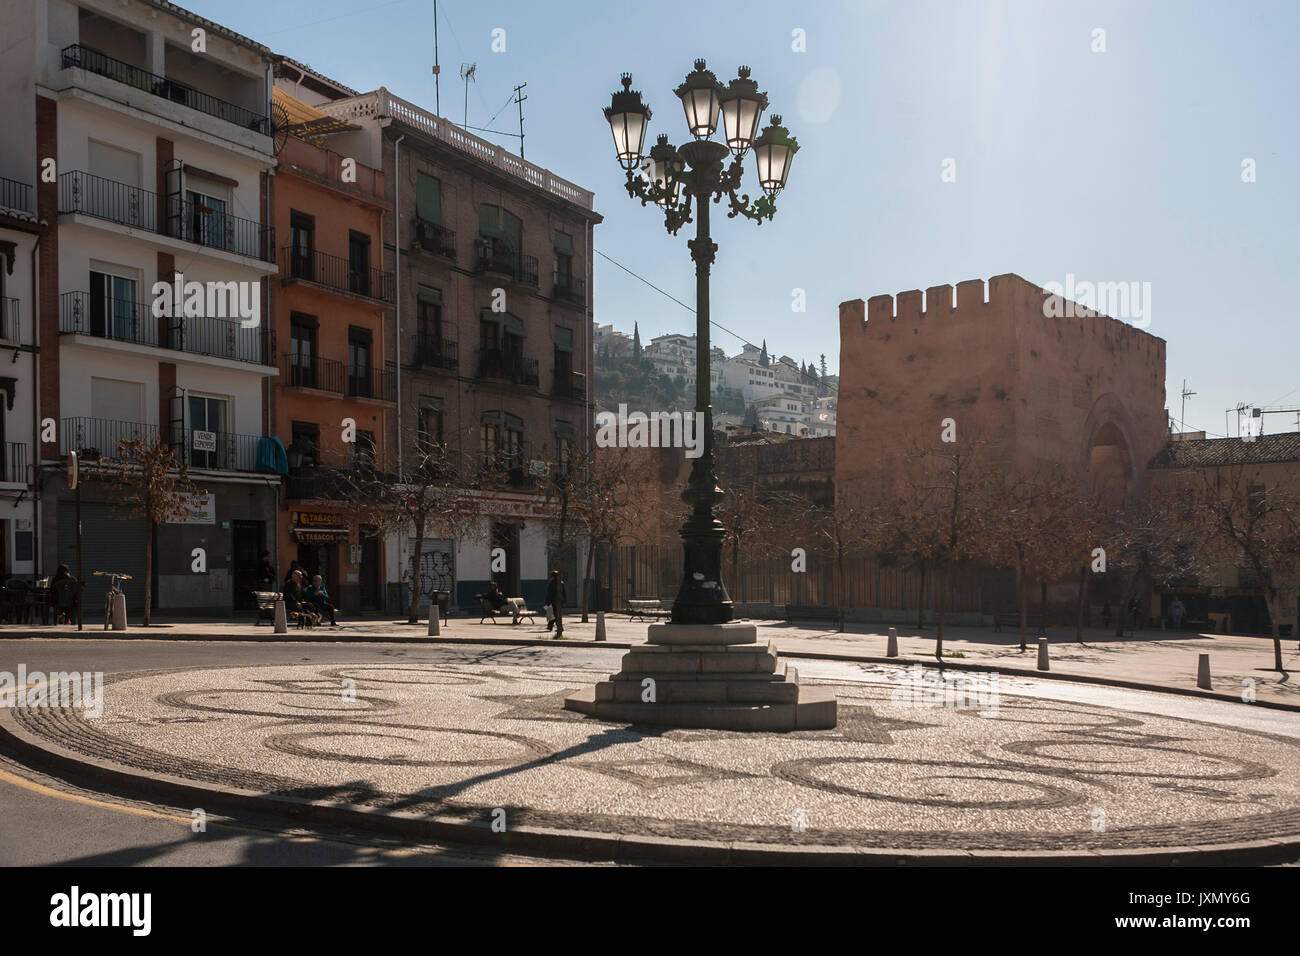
[605, 61, 799, 626]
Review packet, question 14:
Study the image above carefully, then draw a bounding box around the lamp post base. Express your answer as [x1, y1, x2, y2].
[563, 622, 838, 731]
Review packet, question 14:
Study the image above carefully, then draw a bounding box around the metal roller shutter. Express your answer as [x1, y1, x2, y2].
[57, 502, 149, 614]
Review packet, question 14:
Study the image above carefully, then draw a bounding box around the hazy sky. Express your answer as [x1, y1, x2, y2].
[191, 0, 1298, 437]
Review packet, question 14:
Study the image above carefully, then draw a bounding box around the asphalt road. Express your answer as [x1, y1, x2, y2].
[1, 637, 1296, 866]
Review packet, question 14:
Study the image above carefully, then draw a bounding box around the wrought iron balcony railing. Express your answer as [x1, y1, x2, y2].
[552, 369, 587, 401]
[412, 218, 456, 259]
[0, 298, 18, 343]
[1, 442, 29, 485]
[280, 353, 347, 394]
[0, 176, 32, 214]
[475, 347, 538, 387]
[58, 171, 275, 262]
[415, 331, 458, 371]
[61, 44, 269, 134]
[473, 236, 539, 287]
[552, 272, 585, 308]
[346, 365, 397, 403]
[61, 291, 267, 365]
[483, 444, 539, 489]
[59, 417, 263, 473]
[281, 247, 393, 302]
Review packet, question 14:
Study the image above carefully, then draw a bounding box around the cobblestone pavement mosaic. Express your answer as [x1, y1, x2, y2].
[13, 658, 1300, 851]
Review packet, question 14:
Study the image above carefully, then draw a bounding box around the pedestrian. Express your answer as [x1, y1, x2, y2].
[545, 569, 565, 635]
[1170, 596, 1186, 631]
[306, 574, 338, 626]
[1101, 599, 1112, 630]
[258, 551, 275, 587]
[1128, 595, 1142, 632]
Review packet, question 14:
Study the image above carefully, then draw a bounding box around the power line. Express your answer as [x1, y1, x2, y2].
[594, 248, 836, 393]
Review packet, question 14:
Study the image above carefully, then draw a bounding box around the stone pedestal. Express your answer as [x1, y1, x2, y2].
[564, 622, 836, 731]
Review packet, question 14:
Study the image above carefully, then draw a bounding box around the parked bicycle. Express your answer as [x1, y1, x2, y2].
[92, 571, 132, 630]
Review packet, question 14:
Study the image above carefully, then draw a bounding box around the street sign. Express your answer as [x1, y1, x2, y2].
[67, 451, 78, 489]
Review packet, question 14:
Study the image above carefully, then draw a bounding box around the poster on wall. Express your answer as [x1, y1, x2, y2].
[166, 494, 216, 524]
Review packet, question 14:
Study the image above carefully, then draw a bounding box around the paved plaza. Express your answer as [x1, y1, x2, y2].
[7, 642, 1300, 860]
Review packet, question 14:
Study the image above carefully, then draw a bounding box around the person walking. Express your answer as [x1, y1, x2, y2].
[258, 551, 275, 588]
[545, 569, 565, 637]
[1170, 596, 1186, 631]
[1101, 599, 1112, 631]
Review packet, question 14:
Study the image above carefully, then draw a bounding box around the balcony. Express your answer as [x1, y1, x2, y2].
[411, 218, 456, 260]
[58, 171, 275, 263]
[552, 272, 585, 309]
[346, 365, 397, 403]
[473, 236, 538, 287]
[281, 247, 393, 303]
[1, 298, 18, 343]
[60, 291, 269, 366]
[552, 369, 587, 402]
[1, 443, 29, 485]
[284, 451, 386, 502]
[60, 417, 264, 473]
[476, 348, 538, 388]
[483, 444, 540, 490]
[415, 331, 458, 372]
[61, 44, 269, 135]
[280, 354, 346, 394]
[0, 176, 32, 214]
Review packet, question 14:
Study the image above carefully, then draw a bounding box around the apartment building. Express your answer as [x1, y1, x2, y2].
[310, 88, 603, 614]
[4, 0, 281, 614]
[269, 69, 393, 613]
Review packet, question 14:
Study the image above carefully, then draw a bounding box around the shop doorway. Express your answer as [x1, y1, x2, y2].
[296, 541, 337, 592]
[359, 526, 380, 610]
[232, 520, 262, 609]
[491, 522, 520, 597]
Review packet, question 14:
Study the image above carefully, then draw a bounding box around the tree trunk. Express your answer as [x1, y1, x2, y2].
[580, 536, 596, 624]
[143, 519, 154, 626]
[554, 488, 568, 637]
[836, 543, 846, 633]
[935, 561, 946, 661]
[917, 558, 926, 630]
[408, 519, 424, 624]
[1267, 590, 1284, 672]
[1075, 564, 1088, 643]
[1017, 556, 1029, 652]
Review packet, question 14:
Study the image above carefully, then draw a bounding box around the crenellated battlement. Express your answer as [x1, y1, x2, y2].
[840, 273, 1166, 352]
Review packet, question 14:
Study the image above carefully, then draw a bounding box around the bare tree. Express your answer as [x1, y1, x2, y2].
[103, 436, 202, 626]
[1196, 466, 1300, 672]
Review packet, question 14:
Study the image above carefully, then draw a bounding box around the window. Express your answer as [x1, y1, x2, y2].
[289, 315, 317, 388]
[556, 435, 572, 475]
[89, 269, 138, 341]
[1248, 485, 1266, 518]
[290, 211, 315, 279]
[188, 395, 229, 470]
[290, 421, 319, 472]
[418, 289, 443, 363]
[187, 187, 229, 250]
[416, 173, 441, 224]
[348, 231, 371, 296]
[348, 328, 372, 397]
[503, 425, 522, 468]
[554, 231, 574, 291]
[352, 429, 376, 472]
[418, 401, 443, 453]
[480, 423, 500, 465]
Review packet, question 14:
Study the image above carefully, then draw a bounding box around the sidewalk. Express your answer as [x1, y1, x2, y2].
[2, 613, 1297, 707]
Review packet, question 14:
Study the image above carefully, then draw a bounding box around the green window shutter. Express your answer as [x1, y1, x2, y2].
[503, 412, 523, 431]
[419, 396, 444, 411]
[502, 313, 525, 337]
[416, 173, 441, 223]
[553, 231, 573, 256]
[554, 327, 573, 352]
[481, 410, 503, 426]
[554, 420, 574, 438]
[478, 204, 500, 238]
[417, 285, 442, 306]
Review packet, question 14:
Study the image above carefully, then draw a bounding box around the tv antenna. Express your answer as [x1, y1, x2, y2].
[1179, 380, 1196, 432]
[459, 62, 476, 127]
[432, 0, 441, 116]
[513, 82, 528, 158]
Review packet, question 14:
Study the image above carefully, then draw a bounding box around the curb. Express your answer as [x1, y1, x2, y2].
[2, 706, 1297, 866]
[3, 626, 1296, 713]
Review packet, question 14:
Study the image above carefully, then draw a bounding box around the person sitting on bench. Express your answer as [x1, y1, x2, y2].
[306, 574, 338, 627]
[283, 569, 316, 624]
[477, 581, 519, 624]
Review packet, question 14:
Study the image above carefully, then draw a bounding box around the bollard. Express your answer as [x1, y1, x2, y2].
[1037, 636, 1049, 671]
[886, 626, 898, 658]
[1197, 653, 1211, 689]
[428, 612, 440, 636]
[595, 611, 607, 642]
[111, 593, 127, 631]
[273, 599, 288, 634]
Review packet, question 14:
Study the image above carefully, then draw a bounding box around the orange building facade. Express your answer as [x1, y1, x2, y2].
[270, 133, 392, 612]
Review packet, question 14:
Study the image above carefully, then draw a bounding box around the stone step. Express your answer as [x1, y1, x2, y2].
[617, 647, 778, 675]
[603, 674, 799, 705]
[646, 622, 758, 646]
[565, 685, 837, 731]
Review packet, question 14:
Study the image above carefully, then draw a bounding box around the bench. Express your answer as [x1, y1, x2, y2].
[785, 604, 841, 623]
[993, 612, 1045, 634]
[253, 590, 319, 629]
[626, 599, 670, 622]
[478, 596, 539, 625]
